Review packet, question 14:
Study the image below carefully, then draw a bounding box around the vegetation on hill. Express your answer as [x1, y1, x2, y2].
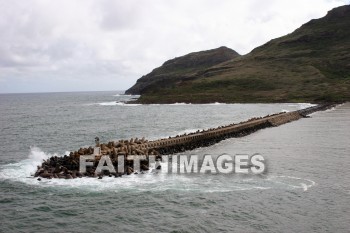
[125, 46, 239, 95]
[126, 5, 350, 103]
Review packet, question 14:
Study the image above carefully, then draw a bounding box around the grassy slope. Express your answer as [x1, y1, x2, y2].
[125, 46, 240, 95]
[135, 5, 350, 103]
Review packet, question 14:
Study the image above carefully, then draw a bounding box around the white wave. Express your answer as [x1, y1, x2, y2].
[98, 101, 141, 106]
[173, 128, 202, 136]
[0, 148, 317, 193]
[300, 183, 308, 191]
[99, 101, 118, 106]
[169, 102, 191, 105]
[0, 147, 162, 190]
[115, 102, 142, 106]
[297, 103, 317, 110]
[281, 109, 290, 113]
[0, 147, 56, 181]
[325, 106, 337, 112]
[266, 175, 316, 191]
[205, 102, 227, 105]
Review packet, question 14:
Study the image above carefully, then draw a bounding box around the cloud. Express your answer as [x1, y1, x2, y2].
[0, 0, 348, 93]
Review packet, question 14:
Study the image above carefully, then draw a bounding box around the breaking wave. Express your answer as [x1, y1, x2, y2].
[98, 101, 141, 106]
[0, 148, 316, 193]
[287, 103, 317, 109]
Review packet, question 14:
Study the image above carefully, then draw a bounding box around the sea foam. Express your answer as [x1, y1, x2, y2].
[0, 147, 316, 193]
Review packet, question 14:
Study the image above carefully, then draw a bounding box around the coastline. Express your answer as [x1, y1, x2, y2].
[127, 96, 342, 105]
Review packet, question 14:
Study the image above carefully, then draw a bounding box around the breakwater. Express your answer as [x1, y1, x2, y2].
[34, 103, 337, 179]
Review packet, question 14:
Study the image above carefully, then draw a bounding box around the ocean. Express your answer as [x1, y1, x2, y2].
[0, 91, 349, 233]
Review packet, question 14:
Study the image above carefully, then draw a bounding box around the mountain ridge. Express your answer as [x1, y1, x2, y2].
[125, 46, 240, 95]
[126, 5, 350, 103]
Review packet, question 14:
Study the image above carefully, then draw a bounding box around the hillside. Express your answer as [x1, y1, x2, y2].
[126, 5, 350, 103]
[125, 46, 240, 95]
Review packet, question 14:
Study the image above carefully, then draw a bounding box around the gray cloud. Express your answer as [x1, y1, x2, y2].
[0, 0, 348, 93]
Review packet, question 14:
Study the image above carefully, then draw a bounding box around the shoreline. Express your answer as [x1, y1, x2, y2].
[126, 96, 345, 105]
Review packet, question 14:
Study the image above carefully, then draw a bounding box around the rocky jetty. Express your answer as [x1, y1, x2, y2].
[34, 137, 162, 179]
[33, 103, 337, 179]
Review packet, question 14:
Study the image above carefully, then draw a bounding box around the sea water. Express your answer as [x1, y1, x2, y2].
[0, 91, 349, 232]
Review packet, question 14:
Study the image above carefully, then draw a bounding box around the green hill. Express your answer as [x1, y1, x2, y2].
[125, 46, 239, 95]
[126, 5, 350, 103]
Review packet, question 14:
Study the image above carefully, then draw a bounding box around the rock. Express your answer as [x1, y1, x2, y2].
[78, 148, 84, 155]
[141, 164, 149, 171]
[126, 166, 134, 175]
[37, 178, 41, 181]
[40, 170, 52, 178]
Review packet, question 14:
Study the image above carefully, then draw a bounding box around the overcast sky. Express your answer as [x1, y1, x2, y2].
[0, 0, 348, 93]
